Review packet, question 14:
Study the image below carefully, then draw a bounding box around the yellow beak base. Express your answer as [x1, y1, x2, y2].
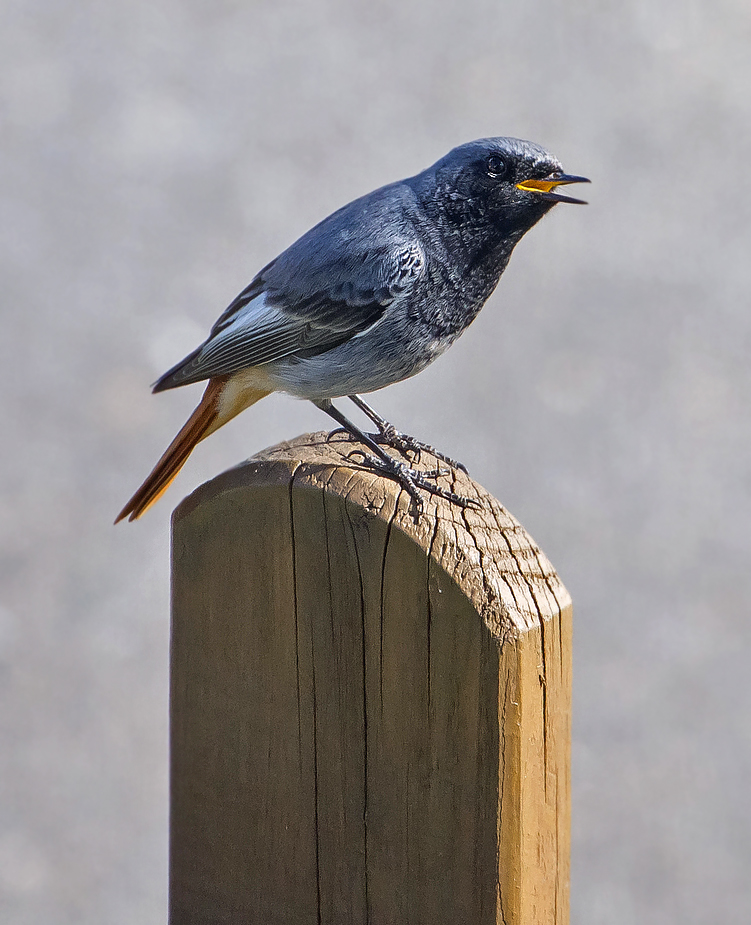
[516, 178, 558, 193]
[515, 173, 590, 204]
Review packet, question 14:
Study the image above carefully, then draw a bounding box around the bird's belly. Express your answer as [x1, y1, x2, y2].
[265, 325, 455, 399]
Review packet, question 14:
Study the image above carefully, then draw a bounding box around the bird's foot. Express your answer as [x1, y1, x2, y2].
[373, 424, 468, 474]
[327, 422, 468, 475]
[347, 449, 478, 512]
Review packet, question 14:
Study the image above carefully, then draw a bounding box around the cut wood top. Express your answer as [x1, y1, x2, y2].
[173, 431, 570, 643]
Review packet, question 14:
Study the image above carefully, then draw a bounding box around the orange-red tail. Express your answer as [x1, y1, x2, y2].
[115, 377, 270, 523]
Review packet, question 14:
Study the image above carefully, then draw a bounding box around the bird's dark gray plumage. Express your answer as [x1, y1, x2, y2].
[117, 137, 588, 521]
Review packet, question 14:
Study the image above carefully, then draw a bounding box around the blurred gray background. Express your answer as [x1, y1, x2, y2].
[2, 0, 750, 922]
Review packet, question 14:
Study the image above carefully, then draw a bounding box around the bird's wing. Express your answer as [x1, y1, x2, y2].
[153, 200, 425, 391]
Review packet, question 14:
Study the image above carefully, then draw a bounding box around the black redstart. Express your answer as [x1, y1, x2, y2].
[116, 137, 588, 521]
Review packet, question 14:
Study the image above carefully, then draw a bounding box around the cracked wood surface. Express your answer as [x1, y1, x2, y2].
[169, 432, 572, 925]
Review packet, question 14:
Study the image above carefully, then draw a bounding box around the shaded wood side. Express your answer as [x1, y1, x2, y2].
[170, 464, 319, 925]
[169, 433, 571, 925]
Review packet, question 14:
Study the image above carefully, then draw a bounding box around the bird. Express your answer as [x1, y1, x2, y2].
[116, 137, 588, 522]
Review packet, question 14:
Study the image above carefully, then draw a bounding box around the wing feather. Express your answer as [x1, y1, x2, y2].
[153, 183, 425, 392]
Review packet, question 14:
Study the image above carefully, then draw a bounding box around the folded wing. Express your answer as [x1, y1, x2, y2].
[153, 190, 425, 392]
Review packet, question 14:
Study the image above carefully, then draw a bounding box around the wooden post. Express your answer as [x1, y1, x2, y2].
[169, 432, 572, 925]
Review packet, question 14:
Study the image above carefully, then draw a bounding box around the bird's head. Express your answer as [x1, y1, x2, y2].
[415, 137, 589, 244]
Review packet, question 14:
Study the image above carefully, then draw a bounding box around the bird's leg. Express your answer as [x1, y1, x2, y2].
[312, 399, 477, 511]
[347, 394, 468, 474]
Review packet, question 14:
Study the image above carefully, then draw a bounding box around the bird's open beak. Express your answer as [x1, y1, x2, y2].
[516, 174, 590, 205]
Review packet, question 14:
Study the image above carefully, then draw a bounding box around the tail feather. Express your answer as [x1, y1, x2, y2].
[115, 377, 269, 523]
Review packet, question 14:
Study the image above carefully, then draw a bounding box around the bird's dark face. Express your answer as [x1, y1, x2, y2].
[421, 137, 589, 243]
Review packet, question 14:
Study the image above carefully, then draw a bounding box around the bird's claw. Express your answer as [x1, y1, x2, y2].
[326, 427, 350, 443]
[374, 426, 469, 474]
[346, 449, 478, 511]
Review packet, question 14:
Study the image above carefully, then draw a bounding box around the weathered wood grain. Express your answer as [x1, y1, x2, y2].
[169, 432, 572, 925]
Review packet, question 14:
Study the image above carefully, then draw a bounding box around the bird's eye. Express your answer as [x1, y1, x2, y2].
[486, 155, 507, 179]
